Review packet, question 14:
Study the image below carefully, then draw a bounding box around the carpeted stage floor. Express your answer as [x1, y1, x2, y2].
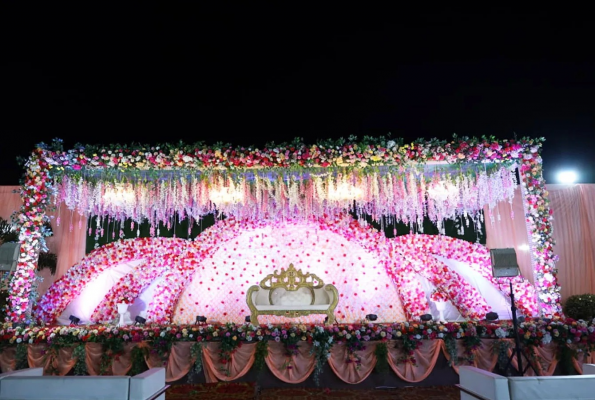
[165, 382, 461, 399]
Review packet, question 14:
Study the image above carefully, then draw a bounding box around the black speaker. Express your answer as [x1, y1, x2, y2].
[490, 248, 519, 277]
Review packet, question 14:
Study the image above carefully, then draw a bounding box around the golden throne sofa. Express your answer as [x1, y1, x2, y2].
[246, 264, 339, 325]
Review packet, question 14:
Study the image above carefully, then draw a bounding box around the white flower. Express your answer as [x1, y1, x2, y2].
[16, 338, 22, 344]
[386, 140, 396, 149]
[160, 331, 166, 337]
[542, 332, 552, 345]
[189, 334, 194, 338]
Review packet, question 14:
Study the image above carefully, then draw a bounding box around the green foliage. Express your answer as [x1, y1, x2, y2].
[564, 294, 595, 321]
[72, 344, 87, 375]
[0, 290, 8, 321]
[15, 343, 28, 370]
[129, 345, 149, 376]
[38, 251, 57, 275]
[190, 342, 203, 375]
[557, 344, 578, 375]
[253, 340, 268, 374]
[373, 342, 389, 375]
[491, 339, 512, 372]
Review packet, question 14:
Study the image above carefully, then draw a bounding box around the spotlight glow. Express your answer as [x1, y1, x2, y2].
[557, 170, 578, 184]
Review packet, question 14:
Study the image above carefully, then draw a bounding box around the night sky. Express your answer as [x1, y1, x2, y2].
[2, 5, 594, 185]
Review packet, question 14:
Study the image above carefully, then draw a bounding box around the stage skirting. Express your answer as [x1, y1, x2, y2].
[0, 339, 590, 385]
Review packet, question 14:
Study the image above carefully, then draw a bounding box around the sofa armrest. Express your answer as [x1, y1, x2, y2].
[582, 363, 595, 375]
[458, 366, 510, 400]
[0, 368, 44, 379]
[129, 367, 167, 400]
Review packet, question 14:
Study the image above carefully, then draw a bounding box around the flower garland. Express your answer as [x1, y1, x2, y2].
[519, 149, 561, 317]
[2, 318, 594, 378]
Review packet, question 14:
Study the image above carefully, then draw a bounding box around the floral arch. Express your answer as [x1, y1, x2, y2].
[10, 135, 560, 322]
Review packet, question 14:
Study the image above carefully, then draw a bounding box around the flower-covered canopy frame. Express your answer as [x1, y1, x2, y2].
[9, 135, 560, 322]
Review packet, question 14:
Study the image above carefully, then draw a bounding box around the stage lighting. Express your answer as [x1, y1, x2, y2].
[69, 315, 80, 325]
[557, 170, 578, 184]
[490, 248, 519, 278]
[486, 312, 499, 322]
[365, 314, 378, 321]
[196, 315, 207, 324]
[420, 314, 432, 322]
[135, 316, 146, 325]
[245, 316, 251, 323]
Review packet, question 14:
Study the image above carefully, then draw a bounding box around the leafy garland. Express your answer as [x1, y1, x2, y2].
[309, 325, 334, 386]
[129, 344, 149, 376]
[374, 342, 389, 375]
[253, 340, 268, 375]
[72, 344, 87, 375]
[217, 323, 243, 376]
[15, 342, 28, 370]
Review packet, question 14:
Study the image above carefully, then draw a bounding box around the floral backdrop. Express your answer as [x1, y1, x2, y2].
[35, 213, 538, 325]
[10, 135, 560, 322]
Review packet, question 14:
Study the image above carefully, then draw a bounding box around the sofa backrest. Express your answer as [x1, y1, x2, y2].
[312, 286, 330, 305]
[508, 375, 595, 400]
[0, 375, 131, 400]
[458, 366, 510, 400]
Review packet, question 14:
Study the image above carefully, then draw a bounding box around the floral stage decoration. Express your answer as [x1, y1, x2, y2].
[0, 317, 593, 381]
[35, 213, 537, 325]
[10, 135, 560, 322]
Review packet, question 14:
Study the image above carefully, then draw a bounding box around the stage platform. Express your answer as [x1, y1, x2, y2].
[0, 318, 591, 388]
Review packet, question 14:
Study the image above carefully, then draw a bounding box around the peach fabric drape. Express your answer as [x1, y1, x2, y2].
[506, 342, 558, 376]
[0, 339, 578, 382]
[0, 186, 21, 221]
[264, 341, 316, 383]
[388, 339, 442, 382]
[547, 184, 595, 300]
[328, 342, 378, 384]
[0, 346, 16, 372]
[572, 348, 595, 374]
[201, 342, 256, 383]
[45, 206, 87, 281]
[0, 185, 87, 298]
[484, 187, 534, 282]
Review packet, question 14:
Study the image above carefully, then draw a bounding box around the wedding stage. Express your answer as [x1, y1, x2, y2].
[1, 134, 579, 389]
[1, 318, 594, 387]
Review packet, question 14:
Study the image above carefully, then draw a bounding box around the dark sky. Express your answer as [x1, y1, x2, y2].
[2, 5, 594, 185]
